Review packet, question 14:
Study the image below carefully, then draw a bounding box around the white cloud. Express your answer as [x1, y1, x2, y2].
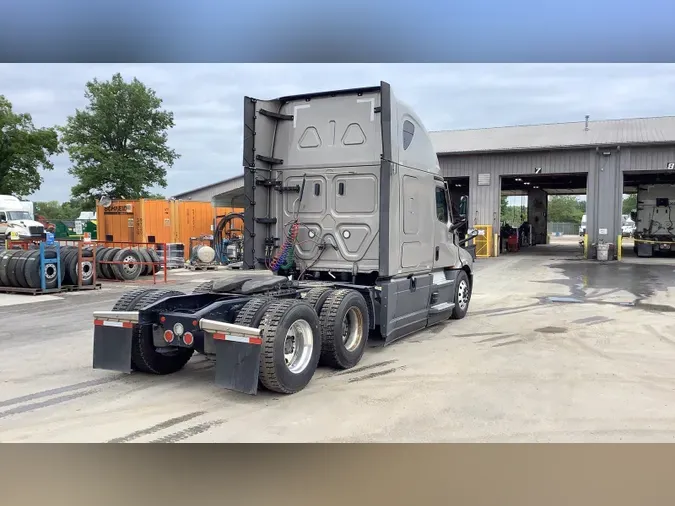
[2, 63, 675, 202]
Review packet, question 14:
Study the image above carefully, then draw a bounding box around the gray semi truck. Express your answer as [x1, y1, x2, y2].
[91, 82, 478, 395]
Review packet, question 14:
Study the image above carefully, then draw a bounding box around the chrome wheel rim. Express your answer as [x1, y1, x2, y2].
[457, 280, 469, 310]
[283, 319, 314, 374]
[44, 264, 57, 281]
[122, 255, 138, 275]
[77, 261, 93, 281]
[342, 307, 364, 352]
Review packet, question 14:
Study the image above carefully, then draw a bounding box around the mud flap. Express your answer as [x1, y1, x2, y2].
[213, 339, 262, 395]
[199, 318, 264, 395]
[92, 323, 134, 373]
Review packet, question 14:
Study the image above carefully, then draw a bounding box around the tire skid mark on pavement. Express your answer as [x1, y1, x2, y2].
[334, 359, 399, 377]
[107, 411, 207, 443]
[0, 376, 122, 408]
[0, 388, 103, 420]
[347, 366, 406, 384]
[148, 419, 227, 443]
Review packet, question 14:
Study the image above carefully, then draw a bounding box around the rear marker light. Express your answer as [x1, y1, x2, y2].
[163, 330, 174, 343]
[183, 332, 194, 346]
[160, 316, 166, 323]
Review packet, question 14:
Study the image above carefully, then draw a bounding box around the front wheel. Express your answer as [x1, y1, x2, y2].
[451, 270, 472, 320]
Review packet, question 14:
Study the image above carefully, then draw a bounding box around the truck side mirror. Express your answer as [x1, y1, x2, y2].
[449, 219, 467, 233]
[458, 228, 479, 246]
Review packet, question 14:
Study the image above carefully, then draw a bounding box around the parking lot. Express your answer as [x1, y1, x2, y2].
[1, 240, 674, 442]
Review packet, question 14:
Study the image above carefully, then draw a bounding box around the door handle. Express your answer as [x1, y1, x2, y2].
[409, 275, 417, 292]
[435, 246, 439, 261]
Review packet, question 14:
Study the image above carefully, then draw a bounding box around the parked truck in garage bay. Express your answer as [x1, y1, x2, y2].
[632, 184, 675, 257]
[91, 82, 478, 395]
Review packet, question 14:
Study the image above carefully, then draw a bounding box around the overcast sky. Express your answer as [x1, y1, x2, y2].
[2, 63, 675, 203]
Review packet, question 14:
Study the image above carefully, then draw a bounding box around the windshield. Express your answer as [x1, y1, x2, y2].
[6, 211, 32, 220]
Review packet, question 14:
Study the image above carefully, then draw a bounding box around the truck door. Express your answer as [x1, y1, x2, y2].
[433, 181, 459, 269]
[426, 181, 460, 325]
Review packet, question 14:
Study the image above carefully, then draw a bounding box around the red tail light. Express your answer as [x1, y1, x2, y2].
[183, 332, 194, 346]
[163, 330, 174, 343]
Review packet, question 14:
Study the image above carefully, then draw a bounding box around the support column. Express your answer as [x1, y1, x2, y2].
[586, 148, 623, 259]
[527, 188, 548, 245]
[468, 172, 501, 256]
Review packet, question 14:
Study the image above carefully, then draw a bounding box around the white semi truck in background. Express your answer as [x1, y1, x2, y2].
[0, 195, 45, 240]
[632, 184, 675, 257]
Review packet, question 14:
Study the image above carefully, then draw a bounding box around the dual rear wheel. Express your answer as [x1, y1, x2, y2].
[108, 286, 371, 395]
[237, 288, 370, 394]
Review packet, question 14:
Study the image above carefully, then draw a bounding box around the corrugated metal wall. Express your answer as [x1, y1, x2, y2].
[439, 149, 592, 229]
[623, 146, 675, 171]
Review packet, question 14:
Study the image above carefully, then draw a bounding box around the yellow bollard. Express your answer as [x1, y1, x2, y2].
[617, 235, 622, 261]
[583, 234, 589, 259]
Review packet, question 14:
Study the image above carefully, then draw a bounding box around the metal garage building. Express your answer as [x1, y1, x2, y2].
[434, 115, 675, 256]
[175, 115, 675, 259]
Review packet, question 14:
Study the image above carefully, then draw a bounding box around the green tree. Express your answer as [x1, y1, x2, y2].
[622, 194, 637, 215]
[34, 200, 65, 219]
[547, 195, 584, 223]
[34, 199, 85, 220]
[0, 95, 60, 197]
[60, 73, 179, 207]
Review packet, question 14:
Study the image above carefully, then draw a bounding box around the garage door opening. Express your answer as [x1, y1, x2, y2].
[500, 173, 588, 257]
[622, 170, 675, 260]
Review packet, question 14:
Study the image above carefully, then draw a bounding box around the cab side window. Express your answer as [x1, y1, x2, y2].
[0, 212, 6, 222]
[435, 187, 448, 223]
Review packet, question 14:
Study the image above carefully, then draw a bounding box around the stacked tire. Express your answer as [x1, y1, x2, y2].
[0, 246, 68, 289]
[94, 246, 161, 281]
[0, 245, 164, 290]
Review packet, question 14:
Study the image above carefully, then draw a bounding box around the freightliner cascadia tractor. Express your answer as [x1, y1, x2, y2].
[91, 82, 478, 395]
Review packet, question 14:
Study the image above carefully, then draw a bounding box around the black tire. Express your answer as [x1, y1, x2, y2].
[112, 248, 143, 281]
[23, 249, 58, 290]
[95, 247, 110, 279]
[13, 251, 31, 288]
[192, 280, 214, 294]
[68, 249, 95, 286]
[450, 270, 472, 320]
[303, 286, 335, 313]
[101, 248, 120, 280]
[318, 289, 369, 370]
[258, 300, 321, 394]
[0, 249, 22, 286]
[60, 249, 78, 285]
[146, 247, 161, 273]
[137, 248, 153, 276]
[23, 251, 43, 289]
[111, 287, 155, 311]
[129, 289, 193, 374]
[234, 297, 277, 328]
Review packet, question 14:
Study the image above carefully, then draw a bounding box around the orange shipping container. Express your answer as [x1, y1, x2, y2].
[96, 199, 243, 260]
